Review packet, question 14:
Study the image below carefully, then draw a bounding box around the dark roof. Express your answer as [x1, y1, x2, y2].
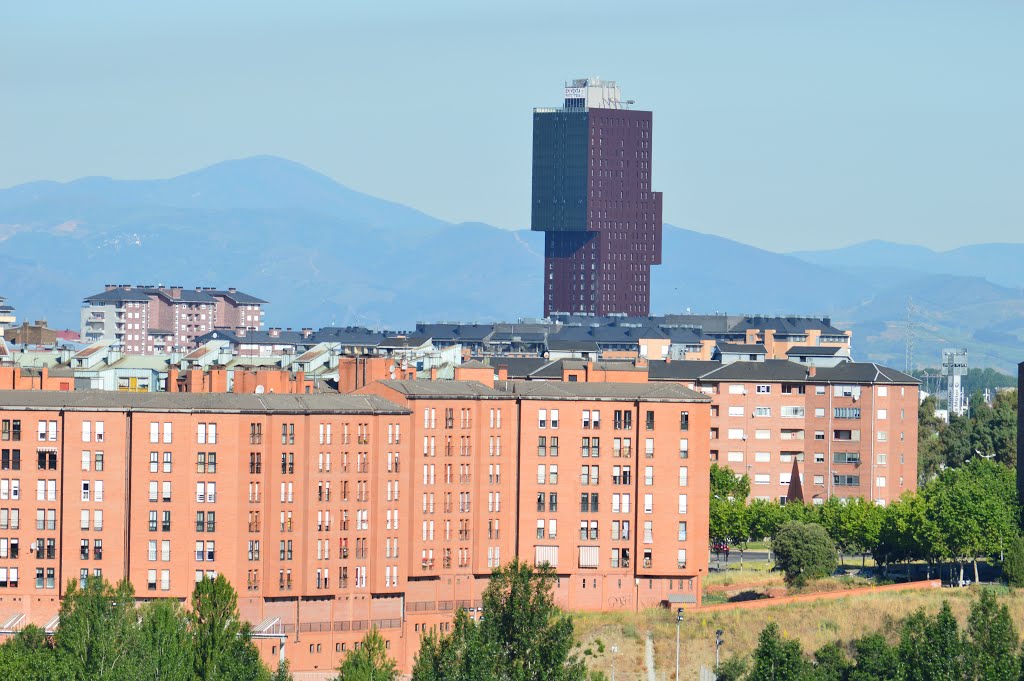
[377, 336, 431, 349]
[85, 287, 266, 306]
[812, 363, 918, 385]
[482, 357, 551, 379]
[729, 316, 846, 336]
[499, 380, 709, 403]
[414, 323, 494, 343]
[700, 359, 812, 382]
[208, 290, 268, 305]
[647, 359, 918, 385]
[648, 360, 722, 381]
[373, 380, 512, 400]
[547, 339, 600, 352]
[459, 360, 492, 369]
[83, 289, 152, 303]
[0, 391, 408, 414]
[716, 343, 767, 354]
[785, 346, 843, 357]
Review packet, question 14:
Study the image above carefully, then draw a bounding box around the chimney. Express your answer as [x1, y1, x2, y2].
[429, 367, 438, 381]
[170, 287, 182, 299]
[269, 328, 281, 338]
[195, 287, 202, 293]
[497, 365, 508, 381]
[236, 328, 246, 338]
[166, 366, 179, 392]
[228, 287, 237, 294]
[807, 366, 817, 378]
[302, 328, 313, 339]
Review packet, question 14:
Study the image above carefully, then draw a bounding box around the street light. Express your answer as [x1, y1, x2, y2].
[715, 629, 725, 668]
[675, 608, 684, 681]
[610, 645, 618, 681]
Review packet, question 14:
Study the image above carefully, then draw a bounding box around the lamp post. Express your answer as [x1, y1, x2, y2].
[715, 629, 725, 668]
[610, 645, 618, 681]
[675, 607, 684, 681]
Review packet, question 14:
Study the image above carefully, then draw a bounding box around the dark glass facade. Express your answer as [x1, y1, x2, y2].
[531, 104, 662, 317]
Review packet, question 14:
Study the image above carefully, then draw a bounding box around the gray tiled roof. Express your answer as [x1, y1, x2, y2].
[647, 360, 721, 381]
[785, 346, 843, 357]
[373, 380, 512, 399]
[716, 343, 767, 354]
[0, 391, 409, 414]
[499, 380, 709, 402]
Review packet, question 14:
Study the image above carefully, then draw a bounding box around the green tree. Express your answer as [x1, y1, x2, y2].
[0, 624, 60, 681]
[411, 609, 494, 681]
[926, 459, 1017, 583]
[848, 633, 897, 681]
[772, 522, 837, 589]
[805, 641, 851, 681]
[711, 463, 751, 500]
[271, 659, 293, 681]
[478, 560, 585, 681]
[748, 622, 807, 681]
[190, 574, 268, 681]
[964, 589, 1018, 680]
[412, 560, 586, 681]
[138, 599, 192, 681]
[54, 577, 142, 681]
[845, 498, 883, 569]
[896, 603, 966, 681]
[917, 395, 946, 484]
[335, 626, 398, 681]
[1001, 535, 1024, 586]
[714, 655, 749, 681]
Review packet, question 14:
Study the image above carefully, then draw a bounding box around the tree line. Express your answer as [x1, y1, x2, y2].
[0, 574, 291, 681]
[709, 455, 1019, 585]
[918, 389, 1017, 483]
[715, 589, 1021, 681]
[0, 560, 593, 681]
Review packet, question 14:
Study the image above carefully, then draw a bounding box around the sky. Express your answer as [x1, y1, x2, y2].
[1, 0, 1021, 251]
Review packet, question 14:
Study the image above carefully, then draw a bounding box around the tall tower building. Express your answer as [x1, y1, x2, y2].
[531, 78, 663, 317]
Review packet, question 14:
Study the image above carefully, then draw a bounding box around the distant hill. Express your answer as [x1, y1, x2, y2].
[2, 156, 1022, 371]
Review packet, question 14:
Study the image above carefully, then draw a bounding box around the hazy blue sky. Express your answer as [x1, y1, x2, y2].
[2, 1, 1021, 250]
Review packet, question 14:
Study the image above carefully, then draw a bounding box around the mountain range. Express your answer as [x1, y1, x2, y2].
[1, 156, 1021, 372]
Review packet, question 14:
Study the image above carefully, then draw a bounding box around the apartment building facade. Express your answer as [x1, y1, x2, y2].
[648, 360, 919, 504]
[81, 285, 266, 354]
[0, 382, 711, 674]
[506, 381, 710, 611]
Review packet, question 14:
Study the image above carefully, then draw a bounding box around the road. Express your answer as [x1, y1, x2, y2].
[708, 549, 771, 569]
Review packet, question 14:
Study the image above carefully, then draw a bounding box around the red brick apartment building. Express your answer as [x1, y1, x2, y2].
[0, 383, 710, 675]
[647, 359, 919, 504]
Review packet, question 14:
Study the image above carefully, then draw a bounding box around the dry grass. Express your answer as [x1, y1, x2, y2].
[704, 567, 781, 589]
[573, 585, 1021, 680]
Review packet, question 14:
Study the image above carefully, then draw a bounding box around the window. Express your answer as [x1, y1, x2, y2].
[728, 406, 744, 417]
[754, 407, 772, 417]
[679, 412, 689, 431]
[754, 474, 770, 485]
[834, 475, 860, 487]
[643, 494, 653, 514]
[833, 452, 861, 464]
[537, 436, 546, 456]
[877, 409, 887, 420]
[754, 451, 771, 463]
[754, 429, 770, 440]
[538, 409, 547, 429]
[834, 408, 861, 419]
[727, 429, 745, 440]
[677, 521, 687, 541]
[756, 385, 771, 394]
[645, 411, 654, 430]
[780, 406, 804, 418]
[813, 474, 825, 485]
[678, 494, 688, 513]
[876, 476, 887, 488]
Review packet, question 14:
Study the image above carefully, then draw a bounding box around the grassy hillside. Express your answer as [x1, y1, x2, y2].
[573, 585, 1020, 679]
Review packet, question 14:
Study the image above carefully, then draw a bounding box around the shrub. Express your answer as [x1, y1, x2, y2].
[773, 522, 838, 589]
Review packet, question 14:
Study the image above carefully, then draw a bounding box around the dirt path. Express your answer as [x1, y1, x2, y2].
[645, 631, 656, 681]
